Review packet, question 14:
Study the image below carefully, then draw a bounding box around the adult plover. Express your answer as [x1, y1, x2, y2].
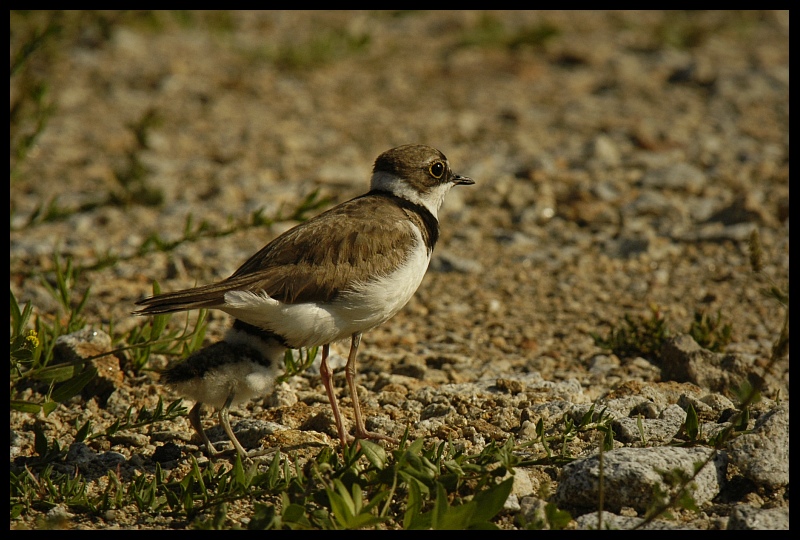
[136, 144, 474, 451]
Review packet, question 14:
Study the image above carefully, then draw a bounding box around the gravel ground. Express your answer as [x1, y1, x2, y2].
[10, 11, 789, 529]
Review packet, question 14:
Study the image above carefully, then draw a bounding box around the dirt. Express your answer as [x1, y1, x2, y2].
[10, 11, 789, 529]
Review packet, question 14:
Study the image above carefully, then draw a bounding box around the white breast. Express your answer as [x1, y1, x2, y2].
[221, 225, 431, 348]
[335, 227, 431, 332]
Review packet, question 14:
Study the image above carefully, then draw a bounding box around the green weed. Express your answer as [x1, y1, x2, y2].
[592, 304, 669, 361]
[458, 14, 560, 50]
[593, 304, 734, 361]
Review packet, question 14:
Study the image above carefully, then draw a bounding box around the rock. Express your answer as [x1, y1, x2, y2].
[727, 504, 789, 530]
[54, 328, 122, 406]
[588, 134, 621, 167]
[613, 403, 685, 444]
[429, 251, 483, 273]
[267, 381, 299, 408]
[152, 442, 182, 463]
[555, 446, 726, 513]
[420, 402, 455, 420]
[574, 511, 699, 530]
[726, 402, 789, 489]
[575, 512, 697, 531]
[518, 497, 550, 529]
[639, 163, 707, 193]
[659, 334, 751, 392]
[206, 418, 283, 450]
[704, 194, 768, 226]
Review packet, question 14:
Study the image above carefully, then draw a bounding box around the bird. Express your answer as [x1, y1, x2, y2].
[159, 333, 282, 459]
[135, 144, 474, 449]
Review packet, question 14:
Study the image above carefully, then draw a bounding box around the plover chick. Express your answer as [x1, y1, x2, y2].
[162, 327, 282, 459]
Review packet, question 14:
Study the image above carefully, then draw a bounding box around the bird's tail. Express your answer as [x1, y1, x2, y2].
[134, 282, 232, 315]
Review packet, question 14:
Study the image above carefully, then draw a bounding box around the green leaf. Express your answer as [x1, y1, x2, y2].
[11, 345, 33, 362]
[602, 426, 615, 451]
[736, 407, 750, 431]
[150, 313, 169, 341]
[10, 400, 43, 414]
[404, 437, 425, 455]
[470, 477, 514, 523]
[185, 309, 208, 353]
[51, 365, 97, 402]
[212, 502, 228, 529]
[544, 502, 572, 529]
[28, 363, 77, 383]
[443, 459, 465, 476]
[232, 453, 246, 487]
[10, 503, 24, 519]
[397, 445, 438, 486]
[34, 423, 48, 456]
[282, 500, 312, 530]
[9, 291, 34, 336]
[431, 482, 449, 529]
[684, 403, 699, 440]
[190, 455, 207, 497]
[75, 419, 92, 442]
[327, 478, 387, 529]
[676, 488, 700, 513]
[42, 400, 59, 416]
[182, 477, 195, 514]
[266, 451, 282, 490]
[327, 479, 356, 528]
[403, 477, 425, 529]
[344, 512, 385, 529]
[359, 439, 386, 469]
[580, 404, 596, 427]
[249, 503, 277, 530]
[438, 500, 478, 530]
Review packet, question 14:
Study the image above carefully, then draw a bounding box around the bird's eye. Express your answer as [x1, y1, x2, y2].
[429, 161, 445, 179]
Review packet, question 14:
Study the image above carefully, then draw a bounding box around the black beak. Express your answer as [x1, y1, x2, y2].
[453, 174, 475, 186]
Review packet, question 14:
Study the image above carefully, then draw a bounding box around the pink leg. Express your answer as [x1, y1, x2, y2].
[319, 343, 352, 446]
[346, 332, 398, 444]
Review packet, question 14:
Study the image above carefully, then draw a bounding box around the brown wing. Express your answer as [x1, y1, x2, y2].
[135, 194, 418, 314]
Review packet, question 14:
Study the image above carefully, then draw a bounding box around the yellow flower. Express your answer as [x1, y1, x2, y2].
[24, 330, 40, 349]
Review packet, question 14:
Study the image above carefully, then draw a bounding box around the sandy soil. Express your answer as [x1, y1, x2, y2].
[10, 11, 788, 529]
